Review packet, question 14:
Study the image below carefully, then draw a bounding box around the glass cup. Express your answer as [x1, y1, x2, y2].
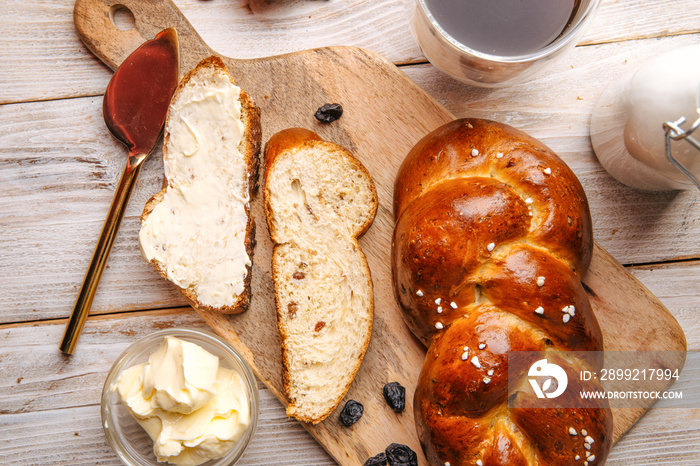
[412, 0, 602, 87]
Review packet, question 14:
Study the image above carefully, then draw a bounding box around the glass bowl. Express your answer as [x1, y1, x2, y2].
[101, 328, 259, 466]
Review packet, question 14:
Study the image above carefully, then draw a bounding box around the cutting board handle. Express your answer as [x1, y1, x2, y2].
[74, 0, 214, 71]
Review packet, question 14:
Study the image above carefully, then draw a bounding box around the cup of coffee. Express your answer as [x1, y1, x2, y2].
[412, 0, 601, 87]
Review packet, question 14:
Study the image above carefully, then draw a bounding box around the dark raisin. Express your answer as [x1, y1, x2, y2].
[305, 203, 318, 219]
[339, 399, 364, 426]
[287, 302, 298, 319]
[314, 321, 326, 332]
[383, 382, 406, 413]
[364, 452, 388, 466]
[293, 271, 305, 280]
[314, 103, 343, 123]
[385, 443, 417, 466]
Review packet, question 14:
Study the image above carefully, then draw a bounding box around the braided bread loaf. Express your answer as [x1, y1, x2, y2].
[391, 119, 612, 465]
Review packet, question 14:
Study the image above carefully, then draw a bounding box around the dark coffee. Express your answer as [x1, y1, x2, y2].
[424, 0, 580, 56]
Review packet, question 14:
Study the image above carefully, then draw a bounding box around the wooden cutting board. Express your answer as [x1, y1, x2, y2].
[74, 0, 687, 464]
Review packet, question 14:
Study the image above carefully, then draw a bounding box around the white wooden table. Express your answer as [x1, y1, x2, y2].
[1, 0, 699, 464]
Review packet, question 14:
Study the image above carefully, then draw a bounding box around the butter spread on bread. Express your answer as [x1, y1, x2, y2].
[264, 128, 377, 423]
[139, 56, 261, 313]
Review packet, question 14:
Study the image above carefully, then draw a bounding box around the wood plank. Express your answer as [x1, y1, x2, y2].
[606, 408, 700, 465]
[583, 0, 700, 46]
[0, 406, 122, 466]
[0, 0, 110, 104]
[629, 261, 700, 351]
[2, 0, 700, 104]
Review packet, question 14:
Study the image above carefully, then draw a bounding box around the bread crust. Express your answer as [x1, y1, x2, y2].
[392, 119, 612, 465]
[263, 128, 377, 423]
[140, 56, 261, 314]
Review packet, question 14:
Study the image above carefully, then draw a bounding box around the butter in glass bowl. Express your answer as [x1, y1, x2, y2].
[101, 328, 259, 466]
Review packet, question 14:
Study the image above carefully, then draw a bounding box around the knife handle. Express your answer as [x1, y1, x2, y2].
[60, 153, 146, 354]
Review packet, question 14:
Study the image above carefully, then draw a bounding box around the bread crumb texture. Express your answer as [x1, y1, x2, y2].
[267, 140, 376, 423]
[268, 145, 375, 242]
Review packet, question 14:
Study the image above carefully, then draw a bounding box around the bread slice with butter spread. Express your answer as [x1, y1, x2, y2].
[139, 56, 261, 314]
[264, 128, 377, 423]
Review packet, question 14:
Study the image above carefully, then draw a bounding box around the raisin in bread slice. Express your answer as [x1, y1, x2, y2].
[139, 56, 261, 314]
[264, 128, 378, 423]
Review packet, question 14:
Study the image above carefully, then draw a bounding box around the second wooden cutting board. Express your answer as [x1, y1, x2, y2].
[74, 0, 687, 464]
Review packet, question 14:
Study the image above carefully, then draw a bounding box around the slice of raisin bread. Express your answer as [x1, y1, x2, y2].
[139, 56, 261, 314]
[264, 128, 377, 423]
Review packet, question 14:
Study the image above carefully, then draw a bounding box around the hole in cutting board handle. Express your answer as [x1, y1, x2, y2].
[109, 4, 135, 31]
